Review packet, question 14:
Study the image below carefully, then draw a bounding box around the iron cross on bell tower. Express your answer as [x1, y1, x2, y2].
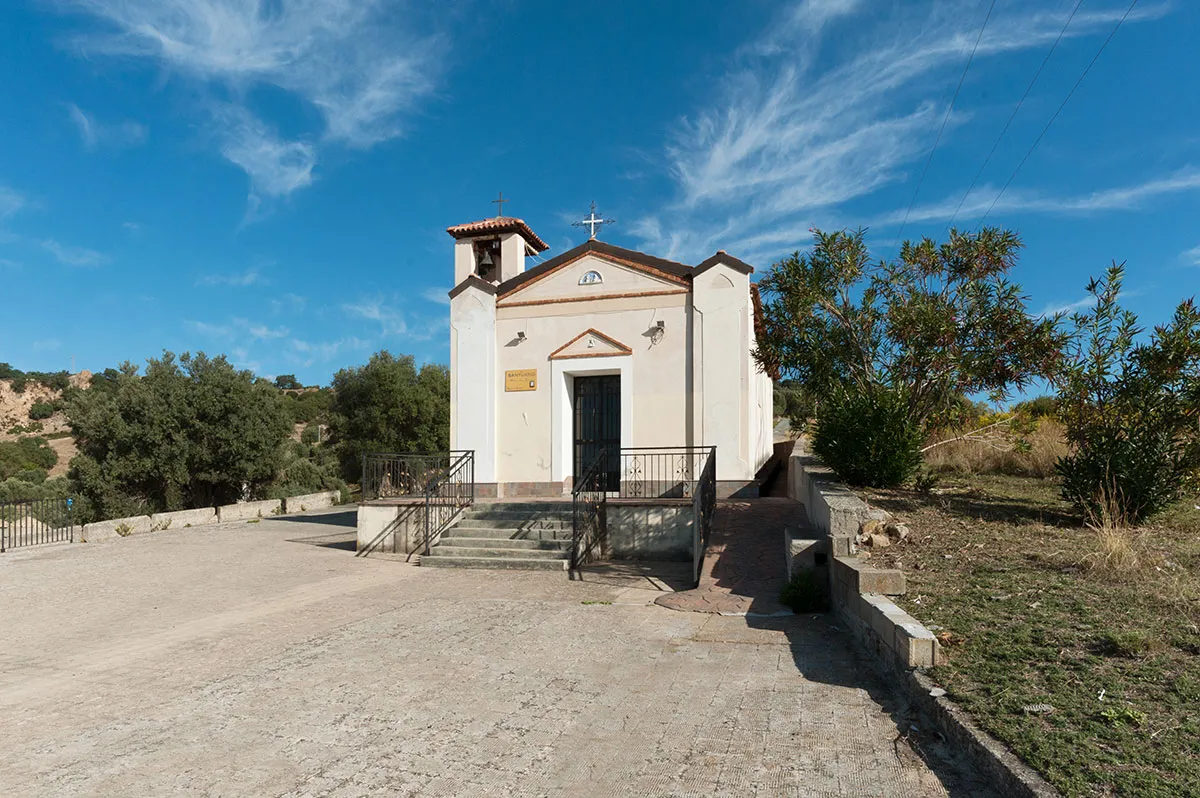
[573, 201, 614, 240]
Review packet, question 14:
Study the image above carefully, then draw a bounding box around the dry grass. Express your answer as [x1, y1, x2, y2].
[924, 417, 1068, 478]
[858, 474, 1200, 796]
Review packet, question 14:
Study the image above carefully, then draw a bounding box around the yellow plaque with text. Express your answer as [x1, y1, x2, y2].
[505, 368, 538, 392]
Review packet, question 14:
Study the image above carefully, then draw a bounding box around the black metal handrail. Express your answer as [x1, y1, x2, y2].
[692, 447, 717, 585]
[409, 450, 474, 560]
[361, 451, 471, 501]
[570, 447, 608, 572]
[616, 447, 713, 499]
[0, 497, 75, 553]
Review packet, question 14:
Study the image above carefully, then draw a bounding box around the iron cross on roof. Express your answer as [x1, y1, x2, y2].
[572, 201, 614, 239]
[492, 191, 508, 217]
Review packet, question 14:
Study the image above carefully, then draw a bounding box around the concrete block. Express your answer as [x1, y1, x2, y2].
[81, 515, 153, 543]
[283, 490, 340, 514]
[894, 621, 938, 668]
[150, 507, 217, 531]
[607, 502, 693, 561]
[834, 556, 906, 596]
[217, 499, 282, 524]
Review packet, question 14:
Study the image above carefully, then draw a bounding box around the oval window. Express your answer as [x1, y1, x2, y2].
[578, 270, 603, 285]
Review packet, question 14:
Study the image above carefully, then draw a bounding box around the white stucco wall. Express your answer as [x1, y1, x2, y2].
[450, 287, 497, 483]
[502, 254, 687, 305]
[493, 293, 692, 485]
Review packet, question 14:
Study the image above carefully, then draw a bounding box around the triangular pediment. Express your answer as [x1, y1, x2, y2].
[498, 252, 689, 306]
[549, 328, 633, 360]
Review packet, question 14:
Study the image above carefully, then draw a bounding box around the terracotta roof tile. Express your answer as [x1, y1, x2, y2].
[445, 217, 549, 253]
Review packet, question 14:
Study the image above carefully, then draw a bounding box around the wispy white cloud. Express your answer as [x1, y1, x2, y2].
[289, 336, 371, 367]
[641, 1, 1169, 265]
[61, 0, 441, 211]
[343, 296, 408, 335]
[41, 239, 110, 267]
[246, 323, 289, 341]
[67, 103, 147, 150]
[0, 185, 25, 219]
[270, 292, 307, 314]
[122, 221, 141, 234]
[0, 257, 21, 270]
[1037, 296, 1095, 317]
[874, 170, 1200, 228]
[1183, 244, 1200, 266]
[185, 319, 234, 338]
[196, 267, 265, 287]
[420, 287, 451, 306]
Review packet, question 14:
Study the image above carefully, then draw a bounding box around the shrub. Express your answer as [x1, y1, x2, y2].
[0, 437, 57, 480]
[812, 386, 923, 487]
[1055, 265, 1200, 525]
[12, 467, 48, 484]
[28, 401, 58, 420]
[780, 569, 829, 613]
[1015, 395, 1058, 418]
[300, 424, 320, 445]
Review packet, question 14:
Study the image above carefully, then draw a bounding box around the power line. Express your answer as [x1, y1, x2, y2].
[945, 0, 1085, 232]
[895, 0, 998, 248]
[975, 0, 1140, 230]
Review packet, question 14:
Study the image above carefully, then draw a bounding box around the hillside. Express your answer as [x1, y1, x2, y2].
[0, 371, 89, 478]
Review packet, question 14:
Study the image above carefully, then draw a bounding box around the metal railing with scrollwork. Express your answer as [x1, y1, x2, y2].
[617, 447, 712, 499]
[571, 448, 608, 572]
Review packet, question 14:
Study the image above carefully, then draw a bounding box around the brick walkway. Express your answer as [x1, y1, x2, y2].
[657, 498, 800, 615]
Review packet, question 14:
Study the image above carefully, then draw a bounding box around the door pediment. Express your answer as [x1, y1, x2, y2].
[549, 328, 633, 360]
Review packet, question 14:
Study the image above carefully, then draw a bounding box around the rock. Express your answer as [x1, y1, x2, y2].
[886, 522, 911, 542]
[858, 518, 887, 538]
[867, 533, 891, 548]
[929, 687, 947, 698]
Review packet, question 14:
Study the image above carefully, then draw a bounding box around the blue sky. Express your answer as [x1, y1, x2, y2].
[1, 0, 1197, 386]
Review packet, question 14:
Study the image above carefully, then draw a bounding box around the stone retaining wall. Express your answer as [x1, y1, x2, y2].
[283, 491, 339, 514]
[81, 491, 341, 544]
[217, 499, 282, 523]
[607, 501, 693, 561]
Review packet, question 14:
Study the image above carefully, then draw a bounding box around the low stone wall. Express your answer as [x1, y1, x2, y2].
[786, 438, 1058, 796]
[283, 491, 340, 514]
[217, 499, 282, 524]
[607, 501, 693, 561]
[786, 438, 870, 556]
[150, 507, 217, 531]
[81, 514, 153, 543]
[357, 501, 431, 556]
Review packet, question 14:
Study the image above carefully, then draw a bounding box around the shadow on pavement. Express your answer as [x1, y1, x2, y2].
[697, 499, 1002, 798]
[271, 509, 357, 528]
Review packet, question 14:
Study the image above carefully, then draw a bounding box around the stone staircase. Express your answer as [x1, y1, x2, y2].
[419, 501, 573, 571]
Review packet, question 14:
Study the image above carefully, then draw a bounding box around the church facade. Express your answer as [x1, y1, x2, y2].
[447, 214, 774, 498]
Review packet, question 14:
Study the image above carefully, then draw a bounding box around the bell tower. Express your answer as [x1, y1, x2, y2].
[446, 204, 549, 288]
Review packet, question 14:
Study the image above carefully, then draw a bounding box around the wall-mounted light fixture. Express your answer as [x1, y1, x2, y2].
[650, 320, 665, 345]
[516, 331, 527, 342]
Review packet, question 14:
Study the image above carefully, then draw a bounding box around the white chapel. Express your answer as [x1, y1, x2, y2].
[447, 209, 774, 498]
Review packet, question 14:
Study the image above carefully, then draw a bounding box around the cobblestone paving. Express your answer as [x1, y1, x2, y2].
[0, 509, 989, 797]
[657, 499, 800, 615]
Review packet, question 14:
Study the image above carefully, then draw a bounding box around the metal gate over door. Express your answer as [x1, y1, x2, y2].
[573, 375, 620, 492]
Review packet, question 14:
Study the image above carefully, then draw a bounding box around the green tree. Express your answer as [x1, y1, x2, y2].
[329, 352, 450, 480]
[755, 228, 1065, 486]
[67, 352, 292, 520]
[0, 437, 57, 480]
[1054, 265, 1200, 524]
[274, 374, 302, 390]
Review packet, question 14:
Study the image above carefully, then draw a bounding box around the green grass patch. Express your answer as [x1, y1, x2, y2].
[860, 474, 1200, 797]
[580, 600, 612, 606]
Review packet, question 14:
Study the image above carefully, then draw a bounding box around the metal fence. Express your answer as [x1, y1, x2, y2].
[617, 447, 713, 499]
[410, 450, 475, 559]
[0, 497, 75, 553]
[361, 451, 472, 501]
[571, 448, 609, 571]
[691, 448, 717, 585]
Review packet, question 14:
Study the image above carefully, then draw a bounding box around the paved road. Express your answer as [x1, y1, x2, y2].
[0, 509, 984, 797]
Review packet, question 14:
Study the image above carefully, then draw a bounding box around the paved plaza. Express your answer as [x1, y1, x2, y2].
[0, 508, 989, 797]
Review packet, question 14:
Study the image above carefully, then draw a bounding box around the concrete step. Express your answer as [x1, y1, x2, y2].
[470, 502, 572, 514]
[419, 555, 569, 571]
[437, 536, 570, 551]
[445, 526, 573, 541]
[426, 545, 567, 560]
[455, 517, 571, 530]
